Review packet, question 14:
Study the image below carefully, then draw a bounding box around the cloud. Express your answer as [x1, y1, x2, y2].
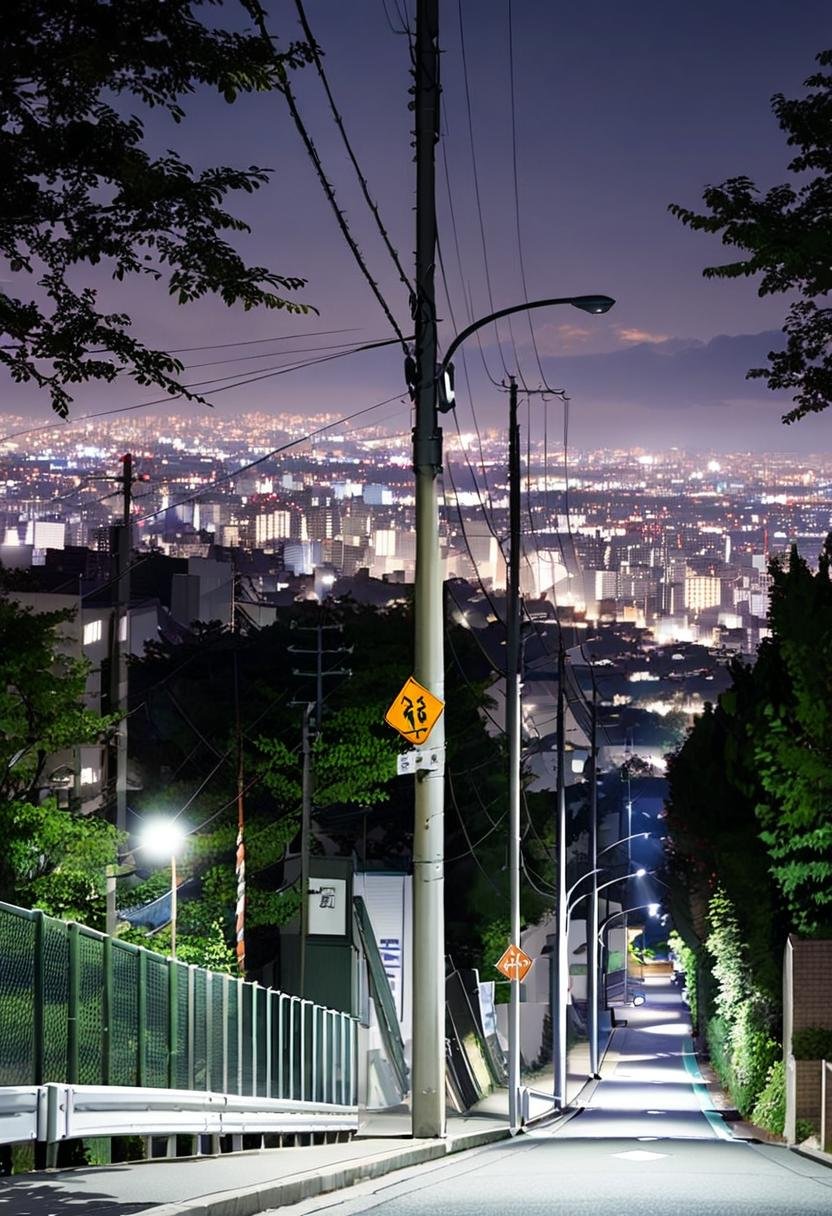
[615, 326, 671, 345]
[530, 321, 593, 355]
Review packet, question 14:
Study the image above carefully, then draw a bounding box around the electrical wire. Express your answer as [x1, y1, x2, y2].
[245, 5, 410, 354]
[292, 0, 414, 301]
[455, 0, 511, 380]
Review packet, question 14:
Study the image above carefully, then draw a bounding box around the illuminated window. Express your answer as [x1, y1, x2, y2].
[83, 619, 102, 646]
[79, 767, 98, 786]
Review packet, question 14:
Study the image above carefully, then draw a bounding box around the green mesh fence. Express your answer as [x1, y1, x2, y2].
[241, 983, 253, 1096]
[192, 967, 207, 1090]
[0, 902, 356, 1102]
[0, 909, 35, 1084]
[41, 918, 69, 1083]
[226, 981, 240, 1095]
[208, 973, 225, 1092]
[110, 943, 139, 1086]
[77, 930, 104, 1084]
[144, 954, 169, 1088]
[254, 986, 267, 1097]
[174, 962, 190, 1089]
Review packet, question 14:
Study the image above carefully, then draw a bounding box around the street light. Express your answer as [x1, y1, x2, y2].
[412, 290, 614, 1138]
[598, 902, 661, 1012]
[139, 817, 186, 958]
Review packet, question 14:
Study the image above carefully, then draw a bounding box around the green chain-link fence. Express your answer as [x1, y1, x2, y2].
[0, 902, 357, 1105]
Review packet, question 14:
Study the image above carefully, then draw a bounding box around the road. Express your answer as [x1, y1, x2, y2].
[271, 979, 832, 1216]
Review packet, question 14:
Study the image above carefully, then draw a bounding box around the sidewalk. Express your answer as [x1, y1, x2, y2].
[0, 1095, 511, 1216]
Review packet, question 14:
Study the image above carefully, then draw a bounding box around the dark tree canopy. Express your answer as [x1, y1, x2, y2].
[0, 0, 314, 417]
[670, 49, 832, 424]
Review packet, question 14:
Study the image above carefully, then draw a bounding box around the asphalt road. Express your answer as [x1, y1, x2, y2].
[270, 980, 832, 1216]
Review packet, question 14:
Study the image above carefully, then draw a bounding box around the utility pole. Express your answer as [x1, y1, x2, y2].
[291, 622, 351, 998]
[587, 674, 601, 1077]
[234, 650, 246, 977]
[505, 378, 522, 1132]
[552, 638, 568, 1107]
[412, 0, 445, 1140]
[105, 453, 135, 935]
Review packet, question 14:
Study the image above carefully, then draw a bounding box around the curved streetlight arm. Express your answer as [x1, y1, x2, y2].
[597, 904, 658, 942]
[598, 831, 651, 859]
[568, 869, 652, 919]
[436, 294, 615, 397]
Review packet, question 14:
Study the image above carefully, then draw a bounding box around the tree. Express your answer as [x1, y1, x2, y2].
[0, 595, 118, 922]
[1, 0, 313, 418]
[670, 49, 832, 423]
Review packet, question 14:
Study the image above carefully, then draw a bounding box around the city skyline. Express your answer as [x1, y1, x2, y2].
[2, 2, 831, 453]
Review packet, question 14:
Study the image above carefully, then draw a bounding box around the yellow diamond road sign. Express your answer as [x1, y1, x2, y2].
[495, 944, 533, 983]
[385, 676, 444, 745]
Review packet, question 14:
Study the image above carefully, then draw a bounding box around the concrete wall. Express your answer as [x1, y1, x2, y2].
[784, 936, 832, 1142]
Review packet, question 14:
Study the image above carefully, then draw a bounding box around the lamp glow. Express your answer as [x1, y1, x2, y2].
[140, 817, 186, 862]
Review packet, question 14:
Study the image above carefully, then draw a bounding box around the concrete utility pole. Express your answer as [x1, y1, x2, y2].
[105, 452, 134, 936]
[552, 639, 568, 1107]
[291, 622, 351, 998]
[587, 674, 601, 1077]
[411, 0, 445, 1139]
[505, 378, 522, 1133]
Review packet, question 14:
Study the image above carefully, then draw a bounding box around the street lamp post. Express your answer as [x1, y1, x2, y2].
[597, 903, 661, 1009]
[434, 293, 614, 1130]
[140, 817, 186, 958]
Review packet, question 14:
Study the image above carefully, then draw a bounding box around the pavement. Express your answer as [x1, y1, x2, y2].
[2, 976, 831, 1216]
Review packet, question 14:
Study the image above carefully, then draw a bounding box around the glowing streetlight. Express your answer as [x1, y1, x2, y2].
[139, 817, 187, 958]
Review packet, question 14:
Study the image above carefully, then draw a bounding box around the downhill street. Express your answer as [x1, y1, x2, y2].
[271, 979, 832, 1216]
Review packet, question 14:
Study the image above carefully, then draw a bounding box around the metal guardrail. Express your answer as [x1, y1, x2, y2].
[0, 1084, 358, 1146]
[0, 901, 358, 1108]
[822, 1059, 832, 1153]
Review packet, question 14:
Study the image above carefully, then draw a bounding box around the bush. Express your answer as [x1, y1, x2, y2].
[792, 1027, 832, 1060]
[730, 996, 780, 1117]
[750, 1059, 785, 1136]
[706, 1015, 732, 1092]
[668, 930, 699, 1027]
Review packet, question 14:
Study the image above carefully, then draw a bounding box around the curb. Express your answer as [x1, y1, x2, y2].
[791, 1144, 832, 1171]
[138, 1127, 511, 1216]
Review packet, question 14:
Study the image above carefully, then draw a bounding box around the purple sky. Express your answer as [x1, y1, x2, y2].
[4, 1, 832, 452]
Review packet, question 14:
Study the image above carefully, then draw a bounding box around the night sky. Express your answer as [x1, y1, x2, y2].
[5, 1, 832, 452]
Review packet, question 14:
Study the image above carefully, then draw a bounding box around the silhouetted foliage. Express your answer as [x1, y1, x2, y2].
[671, 49, 832, 423]
[0, 0, 314, 417]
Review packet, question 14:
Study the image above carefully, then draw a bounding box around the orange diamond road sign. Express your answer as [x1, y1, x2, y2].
[495, 944, 533, 983]
[385, 676, 444, 745]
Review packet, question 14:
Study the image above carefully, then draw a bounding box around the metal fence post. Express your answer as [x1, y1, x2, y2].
[265, 989, 273, 1099]
[278, 993, 287, 1099]
[33, 910, 45, 1086]
[352, 1018, 358, 1106]
[250, 983, 257, 1098]
[202, 969, 209, 1092]
[321, 1009, 329, 1104]
[238, 978, 245, 1096]
[189, 967, 197, 1094]
[300, 1000, 310, 1102]
[67, 922, 80, 1085]
[102, 933, 113, 1085]
[168, 958, 178, 1089]
[137, 948, 148, 1087]
[221, 974, 229, 1094]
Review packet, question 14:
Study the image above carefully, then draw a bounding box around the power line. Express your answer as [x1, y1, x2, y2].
[506, 0, 561, 394]
[292, 0, 414, 300]
[0, 336, 409, 448]
[455, 0, 510, 380]
[246, 7, 409, 354]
